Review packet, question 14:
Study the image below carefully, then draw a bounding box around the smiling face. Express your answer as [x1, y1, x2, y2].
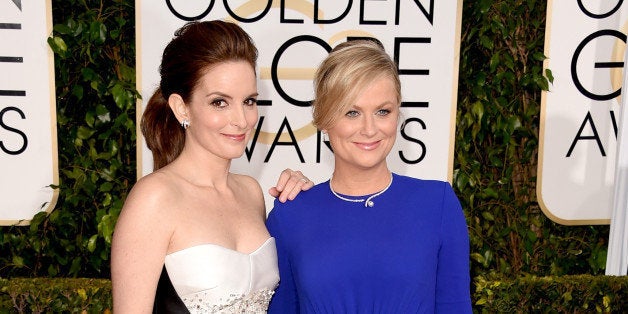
[325, 75, 400, 172]
[171, 60, 258, 161]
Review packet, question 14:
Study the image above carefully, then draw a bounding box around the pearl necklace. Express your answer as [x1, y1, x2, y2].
[329, 174, 393, 207]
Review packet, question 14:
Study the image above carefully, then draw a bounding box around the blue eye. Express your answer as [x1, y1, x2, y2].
[377, 109, 391, 116]
[346, 110, 359, 117]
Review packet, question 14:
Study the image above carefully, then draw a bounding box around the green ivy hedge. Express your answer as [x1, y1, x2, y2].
[0, 278, 111, 313]
[1, 276, 626, 313]
[0, 0, 615, 284]
[473, 274, 628, 312]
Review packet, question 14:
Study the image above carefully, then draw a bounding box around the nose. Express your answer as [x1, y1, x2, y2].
[360, 114, 377, 137]
[230, 104, 248, 128]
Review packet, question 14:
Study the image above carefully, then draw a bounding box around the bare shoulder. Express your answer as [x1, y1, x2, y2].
[231, 173, 262, 193]
[112, 171, 179, 268]
[230, 173, 265, 212]
[132, 170, 181, 197]
[116, 170, 182, 230]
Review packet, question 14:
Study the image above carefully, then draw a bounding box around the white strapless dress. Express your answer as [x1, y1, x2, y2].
[164, 237, 279, 313]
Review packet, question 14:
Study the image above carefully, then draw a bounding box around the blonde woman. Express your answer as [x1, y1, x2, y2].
[267, 40, 472, 313]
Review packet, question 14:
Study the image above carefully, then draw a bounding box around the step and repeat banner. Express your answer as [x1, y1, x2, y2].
[3, 1, 624, 226]
[0, 0, 58, 226]
[539, 1, 628, 225]
[137, 0, 464, 212]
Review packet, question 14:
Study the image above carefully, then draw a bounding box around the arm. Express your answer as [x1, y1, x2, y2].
[266, 205, 300, 313]
[268, 168, 314, 203]
[435, 183, 472, 313]
[111, 177, 174, 313]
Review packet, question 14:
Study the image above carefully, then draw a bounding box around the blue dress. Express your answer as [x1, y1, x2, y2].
[266, 173, 472, 314]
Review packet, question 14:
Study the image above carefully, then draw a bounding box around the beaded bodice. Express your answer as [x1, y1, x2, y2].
[164, 238, 279, 314]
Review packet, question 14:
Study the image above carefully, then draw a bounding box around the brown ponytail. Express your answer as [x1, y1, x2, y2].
[140, 88, 184, 170]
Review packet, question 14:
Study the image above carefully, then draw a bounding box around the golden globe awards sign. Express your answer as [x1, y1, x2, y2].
[137, 0, 462, 211]
[0, 0, 58, 225]
[539, 1, 628, 224]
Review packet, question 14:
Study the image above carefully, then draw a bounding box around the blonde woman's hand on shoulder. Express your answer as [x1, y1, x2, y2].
[268, 168, 314, 203]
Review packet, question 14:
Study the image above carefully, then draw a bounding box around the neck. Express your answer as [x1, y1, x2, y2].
[169, 147, 232, 188]
[330, 167, 391, 196]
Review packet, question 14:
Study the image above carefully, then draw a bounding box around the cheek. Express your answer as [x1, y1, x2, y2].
[378, 120, 398, 136]
[385, 123, 398, 136]
[331, 122, 360, 137]
[205, 115, 226, 127]
[245, 108, 259, 126]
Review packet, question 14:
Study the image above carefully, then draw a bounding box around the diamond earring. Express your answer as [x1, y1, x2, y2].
[181, 119, 190, 129]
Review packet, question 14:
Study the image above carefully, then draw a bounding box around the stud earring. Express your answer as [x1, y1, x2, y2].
[181, 119, 190, 129]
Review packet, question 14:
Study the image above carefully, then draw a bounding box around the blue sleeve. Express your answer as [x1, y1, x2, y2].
[435, 183, 472, 313]
[266, 202, 299, 313]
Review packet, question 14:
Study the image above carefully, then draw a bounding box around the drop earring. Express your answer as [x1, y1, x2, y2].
[181, 119, 190, 129]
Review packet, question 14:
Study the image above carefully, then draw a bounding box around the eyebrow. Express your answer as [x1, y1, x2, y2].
[205, 91, 259, 99]
[350, 101, 396, 109]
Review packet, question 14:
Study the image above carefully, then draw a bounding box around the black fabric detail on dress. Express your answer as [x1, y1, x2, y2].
[153, 265, 190, 314]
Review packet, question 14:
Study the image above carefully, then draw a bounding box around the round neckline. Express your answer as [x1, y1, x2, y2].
[328, 173, 394, 207]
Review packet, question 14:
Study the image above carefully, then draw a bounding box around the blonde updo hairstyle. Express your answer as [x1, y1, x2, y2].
[312, 39, 401, 130]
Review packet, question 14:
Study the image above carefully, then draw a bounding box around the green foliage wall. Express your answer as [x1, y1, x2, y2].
[456, 0, 609, 277]
[0, 0, 137, 278]
[0, 0, 612, 280]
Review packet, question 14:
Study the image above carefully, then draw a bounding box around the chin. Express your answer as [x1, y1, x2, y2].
[219, 148, 247, 160]
[352, 159, 387, 170]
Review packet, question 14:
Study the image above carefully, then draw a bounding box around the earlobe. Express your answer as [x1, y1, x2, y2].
[168, 94, 188, 123]
[321, 130, 329, 142]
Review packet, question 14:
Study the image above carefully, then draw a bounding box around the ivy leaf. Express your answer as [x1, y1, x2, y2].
[482, 211, 495, 221]
[532, 51, 546, 61]
[77, 126, 97, 139]
[87, 234, 98, 253]
[72, 85, 84, 100]
[472, 101, 485, 121]
[89, 21, 107, 44]
[12, 256, 25, 267]
[478, 0, 491, 14]
[482, 188, 499, 199]
[111, 83, 129, 109]
[53, 23, 72, 34]
[545, 69, 554, 84]
[77, 288, 88, 301]
[47, 36, 68, 58]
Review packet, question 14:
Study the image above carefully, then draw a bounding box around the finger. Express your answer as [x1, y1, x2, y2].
[274, 168, 294, 192]
[301, 177, 314, 191]
[286, 184, 303, 201]
[277, 184, 293, 203]
[278, 170, 304, 196]
[268, 187, 280, 198]
[282, 171, 304, 193]
[282, 177, 314, 201]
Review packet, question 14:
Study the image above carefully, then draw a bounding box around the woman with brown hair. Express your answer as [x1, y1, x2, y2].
[111, 20, 312, 313]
